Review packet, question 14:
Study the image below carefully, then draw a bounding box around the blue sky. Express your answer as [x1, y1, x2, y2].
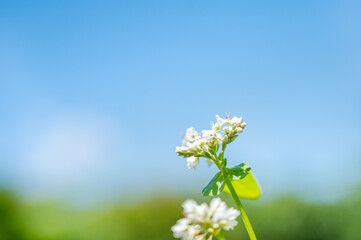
[0, 1, 360, 203]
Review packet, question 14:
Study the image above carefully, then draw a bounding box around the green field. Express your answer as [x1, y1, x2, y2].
[1, 189, 360, 240]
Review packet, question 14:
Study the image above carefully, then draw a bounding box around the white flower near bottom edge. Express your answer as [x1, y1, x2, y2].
[172, 198, 240, 240]
[187, 157, 199, 169]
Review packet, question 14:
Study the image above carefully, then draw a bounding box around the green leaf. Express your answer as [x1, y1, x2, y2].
[226, 163, 251, 180]
[202, 172, 225, 196]
[223, 171, 262, 200]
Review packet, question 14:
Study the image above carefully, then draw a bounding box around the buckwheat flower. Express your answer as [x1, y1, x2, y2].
[183, 199, 198, 213]
[230, 116, 240, 126]
[215, 115, 226, 127]
[176, 114, 246, 168]
[230, 116, 246, 129]
[183, 138, 204, 156]
[224, 117, 231, 125]
[172, 198, 240, 240]
[183, 127, 199, 146]
[188, 143, 199, 153]
[236, 127, 243, 133]
[212, 122, 221, 132]
[211, 198, 239, 231]
[195, 234, 208, 240]
[187, 157, 199, 169]
[201, 130, 221, 149]
[172, 218, 192, 239]
[201, 130, 217, 140]
[176, 146, 189, 154]
[194, 137, 207, 147]
[223, 126, 233, 136]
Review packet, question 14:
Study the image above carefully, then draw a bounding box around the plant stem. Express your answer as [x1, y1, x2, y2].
[213, 157, 257, 240]
[223, 175, 257, 240]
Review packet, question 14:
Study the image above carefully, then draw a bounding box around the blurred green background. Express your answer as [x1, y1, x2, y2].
[1, 188, 360, 240]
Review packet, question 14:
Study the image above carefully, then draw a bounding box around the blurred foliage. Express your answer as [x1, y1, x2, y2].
[0, 189, 360, 240]
[0, 191, 35, 240]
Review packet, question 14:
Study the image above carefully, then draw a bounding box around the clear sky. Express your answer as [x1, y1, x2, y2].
[1, 1, 360, 204]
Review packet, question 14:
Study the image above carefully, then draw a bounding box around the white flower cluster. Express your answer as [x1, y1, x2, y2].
[171, 198, 240, 240]
[176, 115, 246, 169]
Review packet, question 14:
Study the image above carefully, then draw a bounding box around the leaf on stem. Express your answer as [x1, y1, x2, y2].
[223, 171, 261, 200]
[226, 163, 251, 180]
[202, 172, 225, 196]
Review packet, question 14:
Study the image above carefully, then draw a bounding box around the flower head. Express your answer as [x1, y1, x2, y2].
[183, 127, 199, 146]
[176, 114, 246, 169]
[171, 198, 240, 240]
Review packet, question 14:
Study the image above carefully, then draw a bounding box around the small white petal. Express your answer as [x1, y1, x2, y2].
[183, 200, 198, 214]
[206, 158, 213, 166]
[187, 157, 199, 169]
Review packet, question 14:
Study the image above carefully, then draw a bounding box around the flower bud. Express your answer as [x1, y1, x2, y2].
[223, 126, 232, 135]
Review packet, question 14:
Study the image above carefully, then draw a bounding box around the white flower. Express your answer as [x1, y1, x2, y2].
[183, 199, 198, 213]
[211, 122, 221, 132]
[187, 157, 199, 169]
[236, 127, 243, 133]
[188, 144, 198, 153]
[195, 234, 207, 240]
[230, 116, 246, 129]
[176, 146, 189, 154]
[172, 198, 240, 240]
[183, 127, 199, 146]
[172, 218, 191, 238]
[194, 137, 207, 147]
[213, 115, 228, 130]
[186, 137, 207, 154]
[176, 114, 246, 169]
[201, 130, 216, 140]
[223, 126, 233, 136]
[202, 130, 223, 148]
[230, 116, 240, 126]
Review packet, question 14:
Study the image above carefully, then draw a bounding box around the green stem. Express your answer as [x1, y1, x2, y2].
[213, 157, 257, 240]
[217, 234, 226, 240]
[223, 176, 257, 240]
[218, 143, 227, 161]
